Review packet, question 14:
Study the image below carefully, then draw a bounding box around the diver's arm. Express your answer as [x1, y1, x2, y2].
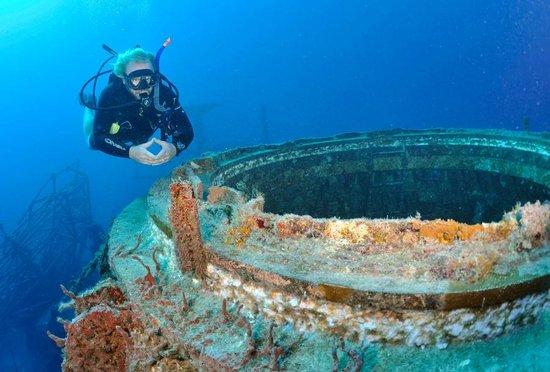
[89, 119, 131, 157]
[170, 108, 194, 155]
[89, 89, 131, 157]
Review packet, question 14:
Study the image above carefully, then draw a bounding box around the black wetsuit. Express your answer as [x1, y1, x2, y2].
[90, 75, 193, 158]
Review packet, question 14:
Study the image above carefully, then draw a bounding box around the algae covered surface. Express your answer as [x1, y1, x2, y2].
[61, 130, 549, 370]
[376, 312, 549, 371]
[95, 184, 549, 370]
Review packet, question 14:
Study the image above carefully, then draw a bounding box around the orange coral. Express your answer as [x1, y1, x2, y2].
[64, 307, 144, 371]
[419, 220, 483, 244]
[225, 217, 256, 247]
[484, 221, 515, 240]
[60, 284, 126, 315]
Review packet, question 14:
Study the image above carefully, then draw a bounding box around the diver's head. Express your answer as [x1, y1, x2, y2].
[124, 61, 156, 100]
[113, 48, 156, 100]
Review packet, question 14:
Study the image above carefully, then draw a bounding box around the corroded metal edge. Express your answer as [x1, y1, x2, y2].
[207, 247, 550, 310]
[196, 129, 550, 170]
[168, 129, 550, 311]
[188, 129, 550, 188]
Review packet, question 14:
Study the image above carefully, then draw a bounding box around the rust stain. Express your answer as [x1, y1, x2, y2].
[318, 283, 354, 303]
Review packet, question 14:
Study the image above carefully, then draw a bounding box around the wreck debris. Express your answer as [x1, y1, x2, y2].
[1, 164, 101, 331]
[56, 129, 549, 370]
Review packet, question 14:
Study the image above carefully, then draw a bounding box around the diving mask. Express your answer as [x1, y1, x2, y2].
[124, 69, 157, 90]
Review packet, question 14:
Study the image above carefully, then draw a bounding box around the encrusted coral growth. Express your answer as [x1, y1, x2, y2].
[150, 358, 196, 371]
[206, 264, 549, 348]
[430, 248, 501, 283]
[58, 281, 126, 315]
[504, 201, 550, 251]
[207, 197, 548, 283]
[52, 277, 181, 370]
[59, 300, 189, 371]
[52, 278, 197, 370]
[207, 185, 245, 205]
[332, 338, 365, 372]
[205, 190, 270, 248]
[52, 130, 550, 370]
[109, 234, 145, 273]
[418, 220, 485, 244]
[170, 182, 210, 277]
[63, 305, 144, 371]
[131, 254, 162, 299]
[275, 214, 513, 245]
[224, 216, 260, 247]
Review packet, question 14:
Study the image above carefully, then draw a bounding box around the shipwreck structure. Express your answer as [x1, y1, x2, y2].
[52, 129, 549, 370]
[0, 164, 103, 370]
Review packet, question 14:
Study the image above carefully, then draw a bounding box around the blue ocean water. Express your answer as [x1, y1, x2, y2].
[0, 1, 548, 370]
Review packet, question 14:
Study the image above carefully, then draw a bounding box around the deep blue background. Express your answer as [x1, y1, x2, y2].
[0, 1, 548, 370]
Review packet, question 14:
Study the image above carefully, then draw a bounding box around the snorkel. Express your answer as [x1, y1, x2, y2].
[154, 37, 171, 74]
[153, 37, 172, 113]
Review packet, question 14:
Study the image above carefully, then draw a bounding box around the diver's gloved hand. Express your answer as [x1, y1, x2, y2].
[154, 138, 177, 165]
[129, 140, 160, 165]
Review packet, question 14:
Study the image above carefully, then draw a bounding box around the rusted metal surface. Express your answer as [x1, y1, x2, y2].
[167, 129, 549, 311]
[203, 247, 550, 310]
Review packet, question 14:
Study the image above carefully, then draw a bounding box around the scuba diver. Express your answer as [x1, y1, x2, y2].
[81, 38, 193, 165]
